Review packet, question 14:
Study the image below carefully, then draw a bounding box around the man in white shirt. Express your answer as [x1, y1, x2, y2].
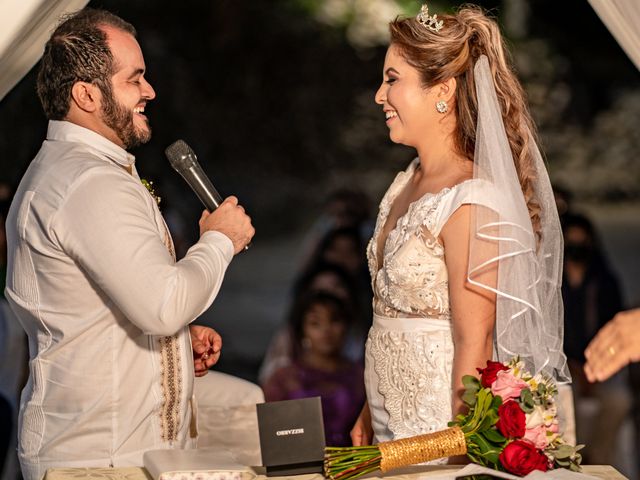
[4, 9, 255, 480]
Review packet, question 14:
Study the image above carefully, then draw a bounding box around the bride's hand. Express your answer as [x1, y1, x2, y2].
[350, 402, 373, 446]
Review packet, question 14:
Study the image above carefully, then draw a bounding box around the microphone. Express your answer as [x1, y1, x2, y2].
[165, 139, 251, 250]
[165, 140, 223, 212]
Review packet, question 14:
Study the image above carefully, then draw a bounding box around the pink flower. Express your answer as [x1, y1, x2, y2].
[523, 424, 550, 449]
[491, 370, 529, 401]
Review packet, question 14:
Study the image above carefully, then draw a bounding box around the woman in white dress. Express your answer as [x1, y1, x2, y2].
[351, 5, 569, 450]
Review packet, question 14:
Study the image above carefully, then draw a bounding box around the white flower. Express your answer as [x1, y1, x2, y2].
[525, 405, 545, 429]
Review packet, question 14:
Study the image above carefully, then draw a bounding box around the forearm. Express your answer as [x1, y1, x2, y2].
[138, 232, 233, 335]
[451, 332, 493, 416]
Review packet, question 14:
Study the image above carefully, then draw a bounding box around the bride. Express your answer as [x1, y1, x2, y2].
[351, 4, 569, 450]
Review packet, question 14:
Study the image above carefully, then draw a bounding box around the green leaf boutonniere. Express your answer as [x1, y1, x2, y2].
[141, 178, 161, 206]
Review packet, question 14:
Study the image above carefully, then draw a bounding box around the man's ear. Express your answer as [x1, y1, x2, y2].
[70, 81, 100, 113]
[437, 77, 457, 103]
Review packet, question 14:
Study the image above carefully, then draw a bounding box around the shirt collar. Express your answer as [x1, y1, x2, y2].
[46, 120, 136, 167]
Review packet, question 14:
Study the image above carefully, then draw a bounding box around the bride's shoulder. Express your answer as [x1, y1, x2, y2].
[450, 178, 503, 208]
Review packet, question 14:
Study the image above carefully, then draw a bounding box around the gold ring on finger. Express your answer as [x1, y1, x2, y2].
[608, 346, 616, 356]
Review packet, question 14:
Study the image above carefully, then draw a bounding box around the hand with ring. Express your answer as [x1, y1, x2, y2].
[584, 308, 640, 382]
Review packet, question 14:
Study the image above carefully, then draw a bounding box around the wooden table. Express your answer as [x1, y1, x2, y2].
[44, 465, 628, 480]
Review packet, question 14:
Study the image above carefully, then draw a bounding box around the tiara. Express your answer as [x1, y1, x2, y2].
[416, 4, 443, 32]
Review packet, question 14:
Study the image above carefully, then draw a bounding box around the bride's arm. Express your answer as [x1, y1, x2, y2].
[441, 204, 497, 417]
[350, 400, 373, 446]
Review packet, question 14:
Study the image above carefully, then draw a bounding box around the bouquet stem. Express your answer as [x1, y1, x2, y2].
[379, 427, 467, 471]
[324, 427, 466, 480]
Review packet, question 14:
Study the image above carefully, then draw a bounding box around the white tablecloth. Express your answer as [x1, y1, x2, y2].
[43, 464, 627, 480]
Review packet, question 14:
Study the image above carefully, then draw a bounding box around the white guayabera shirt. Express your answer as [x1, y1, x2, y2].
[5, 120, 234, 480]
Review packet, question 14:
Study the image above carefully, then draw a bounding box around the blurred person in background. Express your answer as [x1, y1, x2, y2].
[562, 213, 631, 464]
[262, 291, 365, 446]
[552, 183, 573, 228]
[306, 226, 372, 323]
[0, 395, 10, 478]
[259, 261, 363, 384]
[0, 183, 27, 480]
[299, 188, 374, 271]
[585, 306, 640, 474]
[585, 308, 640, 381]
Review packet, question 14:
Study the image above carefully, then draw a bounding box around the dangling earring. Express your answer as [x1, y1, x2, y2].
[436, 100, 448, 114]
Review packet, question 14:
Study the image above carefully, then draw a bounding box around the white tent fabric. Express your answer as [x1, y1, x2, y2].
[589, 0, 640, 71]
[0, 0, 89, 101]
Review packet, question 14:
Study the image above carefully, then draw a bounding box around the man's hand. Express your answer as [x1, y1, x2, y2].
[189, 325, 222, 377]
[584, 308, 640, 382]
[199, 196, 254, 254]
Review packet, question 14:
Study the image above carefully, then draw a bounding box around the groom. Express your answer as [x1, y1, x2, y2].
[4, 8, 254, 480]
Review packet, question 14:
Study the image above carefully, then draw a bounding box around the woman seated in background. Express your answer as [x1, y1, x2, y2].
[262, 291, 365, 446]
[258, 260, 364, 384]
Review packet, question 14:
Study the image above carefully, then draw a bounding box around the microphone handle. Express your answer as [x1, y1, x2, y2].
[183, 165, 223, 212]
[176, 162, 251, 251]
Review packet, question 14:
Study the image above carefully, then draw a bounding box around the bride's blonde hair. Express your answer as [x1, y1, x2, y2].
[389, 5, 541, 239]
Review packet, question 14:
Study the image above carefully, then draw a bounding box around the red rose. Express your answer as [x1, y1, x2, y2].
[496, 400, 526, 438]
[476, 360, 509, 388]
[499, 440, 550, 476]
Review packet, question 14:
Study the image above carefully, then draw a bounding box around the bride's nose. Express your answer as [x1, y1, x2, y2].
[375, 83, 387, 105]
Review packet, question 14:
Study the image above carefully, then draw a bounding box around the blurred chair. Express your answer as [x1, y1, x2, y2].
[194, 371, 264, 466]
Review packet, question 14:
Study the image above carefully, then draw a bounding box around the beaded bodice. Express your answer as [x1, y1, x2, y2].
[367, 160, 473, 319]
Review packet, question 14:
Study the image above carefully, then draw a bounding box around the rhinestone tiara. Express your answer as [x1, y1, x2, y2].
[416, 4, 443, 32]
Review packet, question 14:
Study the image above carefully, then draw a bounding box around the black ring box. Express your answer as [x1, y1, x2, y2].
[257, 397, 326, 476]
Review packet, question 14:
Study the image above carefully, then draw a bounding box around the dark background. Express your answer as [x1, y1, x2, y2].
[1, 0, 639, 387]
[1, 0, 639, 239]
[1, 0, 639, 474]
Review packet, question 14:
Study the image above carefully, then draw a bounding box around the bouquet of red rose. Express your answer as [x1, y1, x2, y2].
[324, 358, 582, 479]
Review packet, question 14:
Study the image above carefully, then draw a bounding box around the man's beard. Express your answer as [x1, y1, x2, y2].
[101, 89, 151, 149]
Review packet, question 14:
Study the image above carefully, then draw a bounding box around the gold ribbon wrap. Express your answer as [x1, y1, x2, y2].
[378, 426, 467, 472]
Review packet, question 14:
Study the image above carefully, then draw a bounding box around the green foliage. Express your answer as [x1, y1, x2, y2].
[548, 444, 584, 472]
[518, 388, 534, 413]
[461, 375, 481, 407]
[451, 386, 505, 469]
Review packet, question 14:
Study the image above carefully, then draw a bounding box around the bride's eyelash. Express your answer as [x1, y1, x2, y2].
[385, 77, 397, 84]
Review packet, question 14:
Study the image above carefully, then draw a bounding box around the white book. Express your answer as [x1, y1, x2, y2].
[143, 448, 256, 480]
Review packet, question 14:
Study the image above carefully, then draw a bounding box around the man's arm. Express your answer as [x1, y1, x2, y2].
[54, 166, 238, 335]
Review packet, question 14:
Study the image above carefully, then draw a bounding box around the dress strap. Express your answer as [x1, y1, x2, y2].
[431, 179, 501, 237]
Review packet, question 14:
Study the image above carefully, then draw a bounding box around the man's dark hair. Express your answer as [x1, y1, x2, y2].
[37, 8, 136, 120]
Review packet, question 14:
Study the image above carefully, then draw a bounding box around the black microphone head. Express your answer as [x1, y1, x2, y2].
[165, 139, 198, 172]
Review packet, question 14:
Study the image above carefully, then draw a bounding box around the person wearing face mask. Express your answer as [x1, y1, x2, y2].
[561, 213, 631, 465]
[4, 8, 254, 480]
[350, 3, 570, 452]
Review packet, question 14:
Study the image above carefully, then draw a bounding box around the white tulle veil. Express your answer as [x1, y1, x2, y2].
[468, 55, 570, 383]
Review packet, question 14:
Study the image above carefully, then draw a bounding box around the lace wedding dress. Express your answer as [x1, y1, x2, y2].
[364, 159, 497, 451]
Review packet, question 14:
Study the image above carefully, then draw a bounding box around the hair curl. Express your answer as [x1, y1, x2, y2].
[37, 8, 136, 120]
[389, 5, 542, 240]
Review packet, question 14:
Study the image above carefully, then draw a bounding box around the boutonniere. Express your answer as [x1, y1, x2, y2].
[141, 178, 161, 206]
